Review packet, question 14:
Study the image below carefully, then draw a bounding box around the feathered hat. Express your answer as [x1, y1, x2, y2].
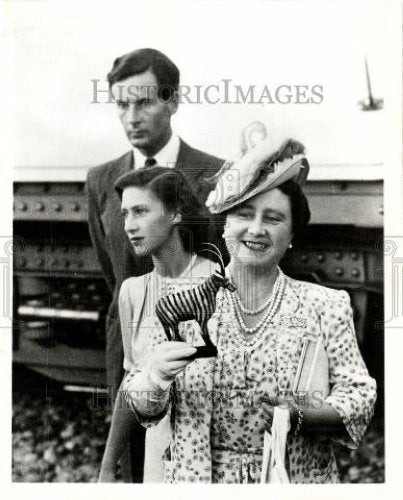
[206, 122, 309, 214]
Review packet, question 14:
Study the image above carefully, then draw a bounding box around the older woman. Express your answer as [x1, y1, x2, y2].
[98, 167, 217, 482]
[122, 134, 376, 483]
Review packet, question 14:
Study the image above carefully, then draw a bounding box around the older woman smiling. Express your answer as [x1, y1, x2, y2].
[123, 130, 376, 483]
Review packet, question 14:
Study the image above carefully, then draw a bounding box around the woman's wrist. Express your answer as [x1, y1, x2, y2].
[289, 406, 297, 431]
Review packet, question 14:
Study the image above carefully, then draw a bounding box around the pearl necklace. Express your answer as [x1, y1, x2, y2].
[232, 285, 274, 316]
[226, 269, 285, 348]
[227, 269, 280, 315]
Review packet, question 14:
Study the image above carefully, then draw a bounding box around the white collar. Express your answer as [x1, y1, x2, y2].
[132, 134, 180, 169]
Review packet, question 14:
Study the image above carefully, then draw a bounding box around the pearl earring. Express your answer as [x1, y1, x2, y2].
[288, 242, 293, 249]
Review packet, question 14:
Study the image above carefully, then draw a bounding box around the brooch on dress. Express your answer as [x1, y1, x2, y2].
[281, 316, 307, 329]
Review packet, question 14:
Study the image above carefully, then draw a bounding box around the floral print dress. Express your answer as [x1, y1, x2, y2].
[209, 310, 281, 483]
[123, 274, 377, 483]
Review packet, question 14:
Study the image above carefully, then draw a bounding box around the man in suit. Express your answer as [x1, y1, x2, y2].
[86, 48, 224, 482]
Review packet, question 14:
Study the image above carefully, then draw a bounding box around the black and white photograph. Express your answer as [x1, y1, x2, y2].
[1, 0, 402, 498]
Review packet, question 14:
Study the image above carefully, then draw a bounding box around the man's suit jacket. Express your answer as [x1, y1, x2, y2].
[86, 139, 224, 388]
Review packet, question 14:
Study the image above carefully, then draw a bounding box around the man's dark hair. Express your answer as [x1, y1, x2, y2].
[107, 48, 179, 101]
[115, 167, 212, 255]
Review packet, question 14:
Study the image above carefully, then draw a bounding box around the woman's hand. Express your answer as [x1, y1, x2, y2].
[147, 341, 197, 385]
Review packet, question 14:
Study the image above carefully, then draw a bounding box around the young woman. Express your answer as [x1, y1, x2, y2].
[98, 167, 217, 482]
[122, 138, 376, 483]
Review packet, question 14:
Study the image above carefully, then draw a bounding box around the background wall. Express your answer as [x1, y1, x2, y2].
[4, 0, 396, 177]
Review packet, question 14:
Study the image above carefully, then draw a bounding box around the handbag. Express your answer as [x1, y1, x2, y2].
[292, 338, 329, 408]
[260, 339, 329, 483]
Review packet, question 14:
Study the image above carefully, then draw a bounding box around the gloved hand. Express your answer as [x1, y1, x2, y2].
[145, 341, 197, 389]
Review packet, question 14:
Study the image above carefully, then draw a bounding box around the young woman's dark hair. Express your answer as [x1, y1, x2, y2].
[115, 167, 211, 254]
[107, 48, 179, 102]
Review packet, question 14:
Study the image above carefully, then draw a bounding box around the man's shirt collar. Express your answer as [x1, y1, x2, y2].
[132, 134, 180, 169]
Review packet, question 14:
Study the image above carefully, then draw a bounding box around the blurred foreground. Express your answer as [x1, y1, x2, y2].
[12, 366, 384, 483]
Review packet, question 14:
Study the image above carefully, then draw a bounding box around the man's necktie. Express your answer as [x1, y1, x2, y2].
[144, 158, 157, 168]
